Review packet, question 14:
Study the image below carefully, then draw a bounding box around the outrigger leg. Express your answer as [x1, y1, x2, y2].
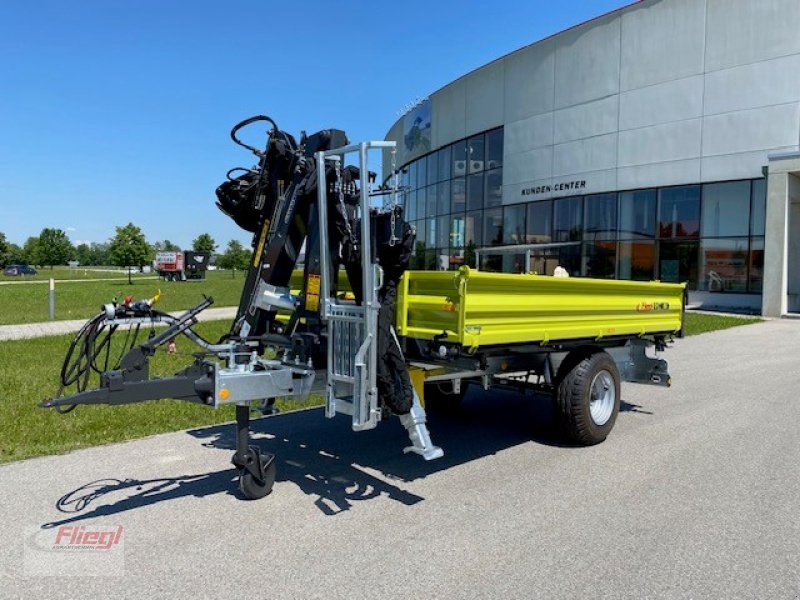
[399, 393, 444, 461]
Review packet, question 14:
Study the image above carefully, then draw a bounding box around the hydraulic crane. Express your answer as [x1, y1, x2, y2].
[42, 115, 442, 499]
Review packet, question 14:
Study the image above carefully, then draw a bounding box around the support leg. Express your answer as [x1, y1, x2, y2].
[233, 404, 277, 499]
[399, 391, 444, 461]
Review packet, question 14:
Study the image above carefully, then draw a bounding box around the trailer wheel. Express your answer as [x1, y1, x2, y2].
[239, 455, 276, 500]
[555, 350, 620, 445]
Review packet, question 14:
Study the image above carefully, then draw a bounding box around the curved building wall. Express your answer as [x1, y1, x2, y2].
[385, 0, 800, 310]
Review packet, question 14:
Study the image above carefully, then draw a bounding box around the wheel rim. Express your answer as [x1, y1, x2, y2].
[589, 370, 615, 426]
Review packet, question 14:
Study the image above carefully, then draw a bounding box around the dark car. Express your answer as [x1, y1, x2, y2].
[3, 264, 38, 276]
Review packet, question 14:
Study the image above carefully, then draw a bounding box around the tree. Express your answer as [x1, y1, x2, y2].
[192, 233, 217, 255]
[22, 237, 40, 266]
[7, 242, 23, 264]
[38, 228, 73, 269]
[109, 223, 150, 284]
[154, 239, 180, 252]
[74, 243, 92, 266]
[0, 232, 9, 266]
[217, 239, 250, 272]
[88, 242, 110, 266]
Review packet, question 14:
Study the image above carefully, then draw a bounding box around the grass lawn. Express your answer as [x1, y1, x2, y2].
[0, 265, 153, 282]
[0, 270, 245, 325]
[0, 319, 320, 464]
[683, 312, 762, 336]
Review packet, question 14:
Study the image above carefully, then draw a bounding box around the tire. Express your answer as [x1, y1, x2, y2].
[424, 381, 468, 414]
[554, 350, 620, 445]
[238, 456, 277, 500]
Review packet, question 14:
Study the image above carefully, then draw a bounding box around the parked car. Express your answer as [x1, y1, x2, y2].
[3, 264, 38, 276]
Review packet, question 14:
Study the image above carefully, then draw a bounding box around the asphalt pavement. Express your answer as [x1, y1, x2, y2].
[1, 318, 798, 598]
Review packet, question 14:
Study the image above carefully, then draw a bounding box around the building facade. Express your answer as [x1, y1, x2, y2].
[384, 0, 800, 316]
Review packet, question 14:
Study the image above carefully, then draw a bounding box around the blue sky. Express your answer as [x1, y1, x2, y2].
[0, 0, 626, 249]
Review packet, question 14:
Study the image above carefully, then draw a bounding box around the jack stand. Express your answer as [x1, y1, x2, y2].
[233, 404, 277, 499]
[399, 393, 444, 461]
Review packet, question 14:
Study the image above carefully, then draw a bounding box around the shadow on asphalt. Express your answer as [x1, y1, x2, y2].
[42, 386, 648, 526]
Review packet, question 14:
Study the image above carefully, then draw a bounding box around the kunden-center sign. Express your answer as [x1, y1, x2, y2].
[521, 180, 587, 197]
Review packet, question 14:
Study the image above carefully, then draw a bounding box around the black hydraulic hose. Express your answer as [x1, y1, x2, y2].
[226, 167, 257, 182]
[230, 115, 278, 156]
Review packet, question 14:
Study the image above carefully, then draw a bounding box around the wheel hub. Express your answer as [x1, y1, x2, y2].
[589, 370, 615, 426]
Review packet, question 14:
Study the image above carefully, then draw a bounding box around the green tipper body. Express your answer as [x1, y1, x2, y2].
[396, 267, 686, 350]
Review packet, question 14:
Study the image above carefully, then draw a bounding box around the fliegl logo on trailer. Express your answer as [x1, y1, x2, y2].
[636, 302, 670, 312]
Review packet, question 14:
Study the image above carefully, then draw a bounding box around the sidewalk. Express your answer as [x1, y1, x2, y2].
[0, 306, 237, 341]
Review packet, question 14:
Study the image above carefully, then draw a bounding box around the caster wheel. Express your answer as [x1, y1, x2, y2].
[238, 455, 276, 500]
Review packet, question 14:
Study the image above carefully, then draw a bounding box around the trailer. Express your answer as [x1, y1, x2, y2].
[42, 115, 685, 500]
[394, 267, 684, 444]
[154, 250, 210, 281]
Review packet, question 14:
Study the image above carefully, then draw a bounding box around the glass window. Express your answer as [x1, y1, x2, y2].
[449, 247, 466, 270]
[417, 157, 427, 189]
[749, 237, 764, 292]
[502, 254, 526, 274]
[483, 207, 503, 246]
[400, 167, 410, 190]
[436, 215, 449, 248]
[479, 254, 502, 272]
[426, 184, 438, 217]
[427, 153, 438, 187]
[426, 214, 436, 250]
[451, 177, 466, 213]
[618, 241, 655, 281]
[485, 168, 503, 208]
[530, 247, 560, 276]
[450, 213, 465, 249]
[411, 236, 427, 270]
[526, 200, 552, 243]
[584, 193, 617, 240]
[556, 245, 582, 277]
[468, 135, 485, 174]
[659, 241, 699, 288]
[437, 180, 450, 216]
[413, 219, 425, 245]
[583, 241, 617, 279]
[619, 190, 656, 239]
[405, 189, 417, 222]
[503, 204, 526, 245]
[486, 128, 503, 170]
[464, 244, 477, 269]
[701, 181, 750, 237]
[699, 237, 749, 292]
[453, 140, 467, 177]
[465, 210, 483, 249]
[659, 186, 700, 238]
[467, 173, 484, 211]
[553, 196, 583, 242]
[408, 162, 417, 191]
[438, 145, 452, 183]
[425, 248, 438, 270]
[751, 179, 766, 236]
